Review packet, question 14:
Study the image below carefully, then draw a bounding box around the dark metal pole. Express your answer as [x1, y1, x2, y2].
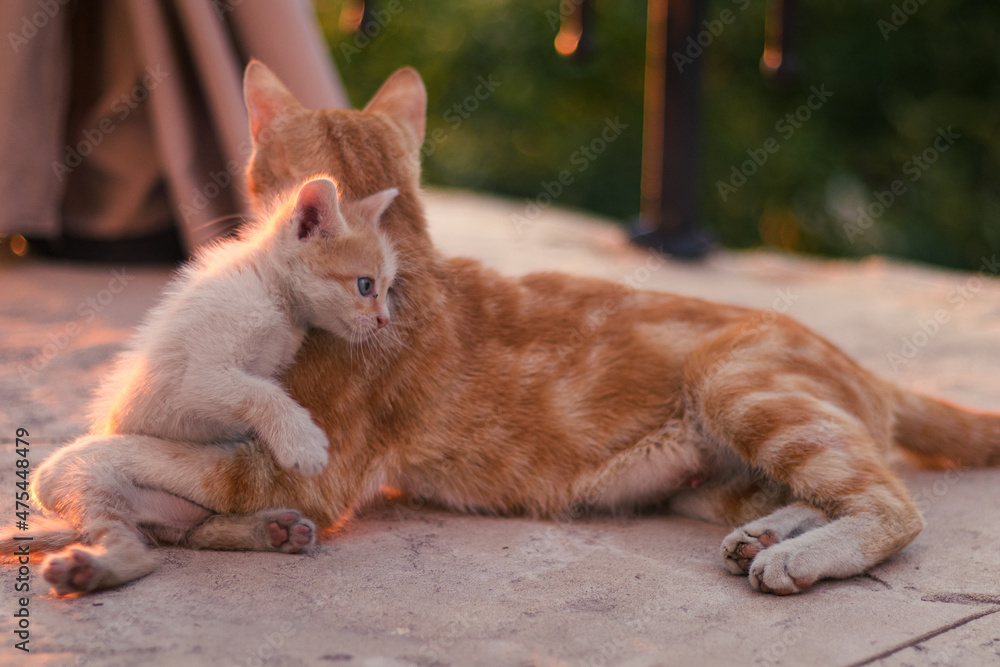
[555, 0, 595, 61]
[632, 0, 713, 259]
[761, 0, 800, 85]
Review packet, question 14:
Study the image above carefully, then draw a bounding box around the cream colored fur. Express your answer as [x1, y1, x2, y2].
[25, 177, 398, 594]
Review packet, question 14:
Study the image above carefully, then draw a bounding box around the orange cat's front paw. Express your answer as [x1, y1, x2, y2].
[747, 545, 817, 595]
[721, 528, 781, 574]
[721, 503, 828, 578]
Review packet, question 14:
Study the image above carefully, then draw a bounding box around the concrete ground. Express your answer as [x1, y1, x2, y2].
[1, 188, 999, 666]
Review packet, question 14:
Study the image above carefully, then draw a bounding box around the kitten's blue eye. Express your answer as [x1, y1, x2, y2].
[358, 277, 374, 296]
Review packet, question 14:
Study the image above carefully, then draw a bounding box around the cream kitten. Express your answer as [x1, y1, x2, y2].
[28, 176, 398, 594]
[93, 176, 398, 475]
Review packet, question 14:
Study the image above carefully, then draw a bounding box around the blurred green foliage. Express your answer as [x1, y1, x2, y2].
[316, 0, 999, 270]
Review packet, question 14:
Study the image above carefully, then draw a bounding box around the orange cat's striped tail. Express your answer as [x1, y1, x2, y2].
[0, 514, 80, 563]
[891, 388, 1000, 468]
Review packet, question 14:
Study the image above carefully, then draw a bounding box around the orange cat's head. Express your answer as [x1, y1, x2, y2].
[243, 61, 427, 241]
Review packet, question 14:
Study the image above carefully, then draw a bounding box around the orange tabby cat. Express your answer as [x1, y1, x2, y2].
[17, 62, 999, 596]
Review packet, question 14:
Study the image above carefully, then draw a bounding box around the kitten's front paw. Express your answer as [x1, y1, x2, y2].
[721, 527, 781, 575]
[43, 547, 102, 595]
[266, 416, 330, 475]
[747, 544, 816, 595]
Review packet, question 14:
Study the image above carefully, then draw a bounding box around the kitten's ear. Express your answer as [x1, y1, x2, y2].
[244, 60, 302, 144]
[294, 178, 343, 240]
[351, 188, 400, 225]
[363, 68, 427, 154]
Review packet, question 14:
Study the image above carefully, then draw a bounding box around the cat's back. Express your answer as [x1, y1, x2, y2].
[444, 258, 750, 360]
[417, 259, 752, 443]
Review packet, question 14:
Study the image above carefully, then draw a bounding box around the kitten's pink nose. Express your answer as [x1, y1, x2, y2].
[376, 315, 388, 329]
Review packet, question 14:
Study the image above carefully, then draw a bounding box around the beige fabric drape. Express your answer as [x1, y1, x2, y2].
[0, 0, 347, 253]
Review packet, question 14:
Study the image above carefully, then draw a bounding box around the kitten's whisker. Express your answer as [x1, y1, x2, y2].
[348, 328, 358, 369]
[380, 330, 397, 355]
[385, 316, 414, 330]
[359, 331, 371, 367]
[189, 213, 249, 237]
[383, 326, 412, 352]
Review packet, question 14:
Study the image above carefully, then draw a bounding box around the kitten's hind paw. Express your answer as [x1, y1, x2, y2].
[261, 509, 315, 554]
[43, 547, 101, 595]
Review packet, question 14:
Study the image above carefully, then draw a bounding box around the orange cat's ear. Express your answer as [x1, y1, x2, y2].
[294, 178, 343, 240]
[350, 188, 399, 226]
[363, 68, 427, 154]
[244, 60, 302, 144]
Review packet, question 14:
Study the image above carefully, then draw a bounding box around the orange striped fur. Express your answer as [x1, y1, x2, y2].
[222, 63, 999, 593]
